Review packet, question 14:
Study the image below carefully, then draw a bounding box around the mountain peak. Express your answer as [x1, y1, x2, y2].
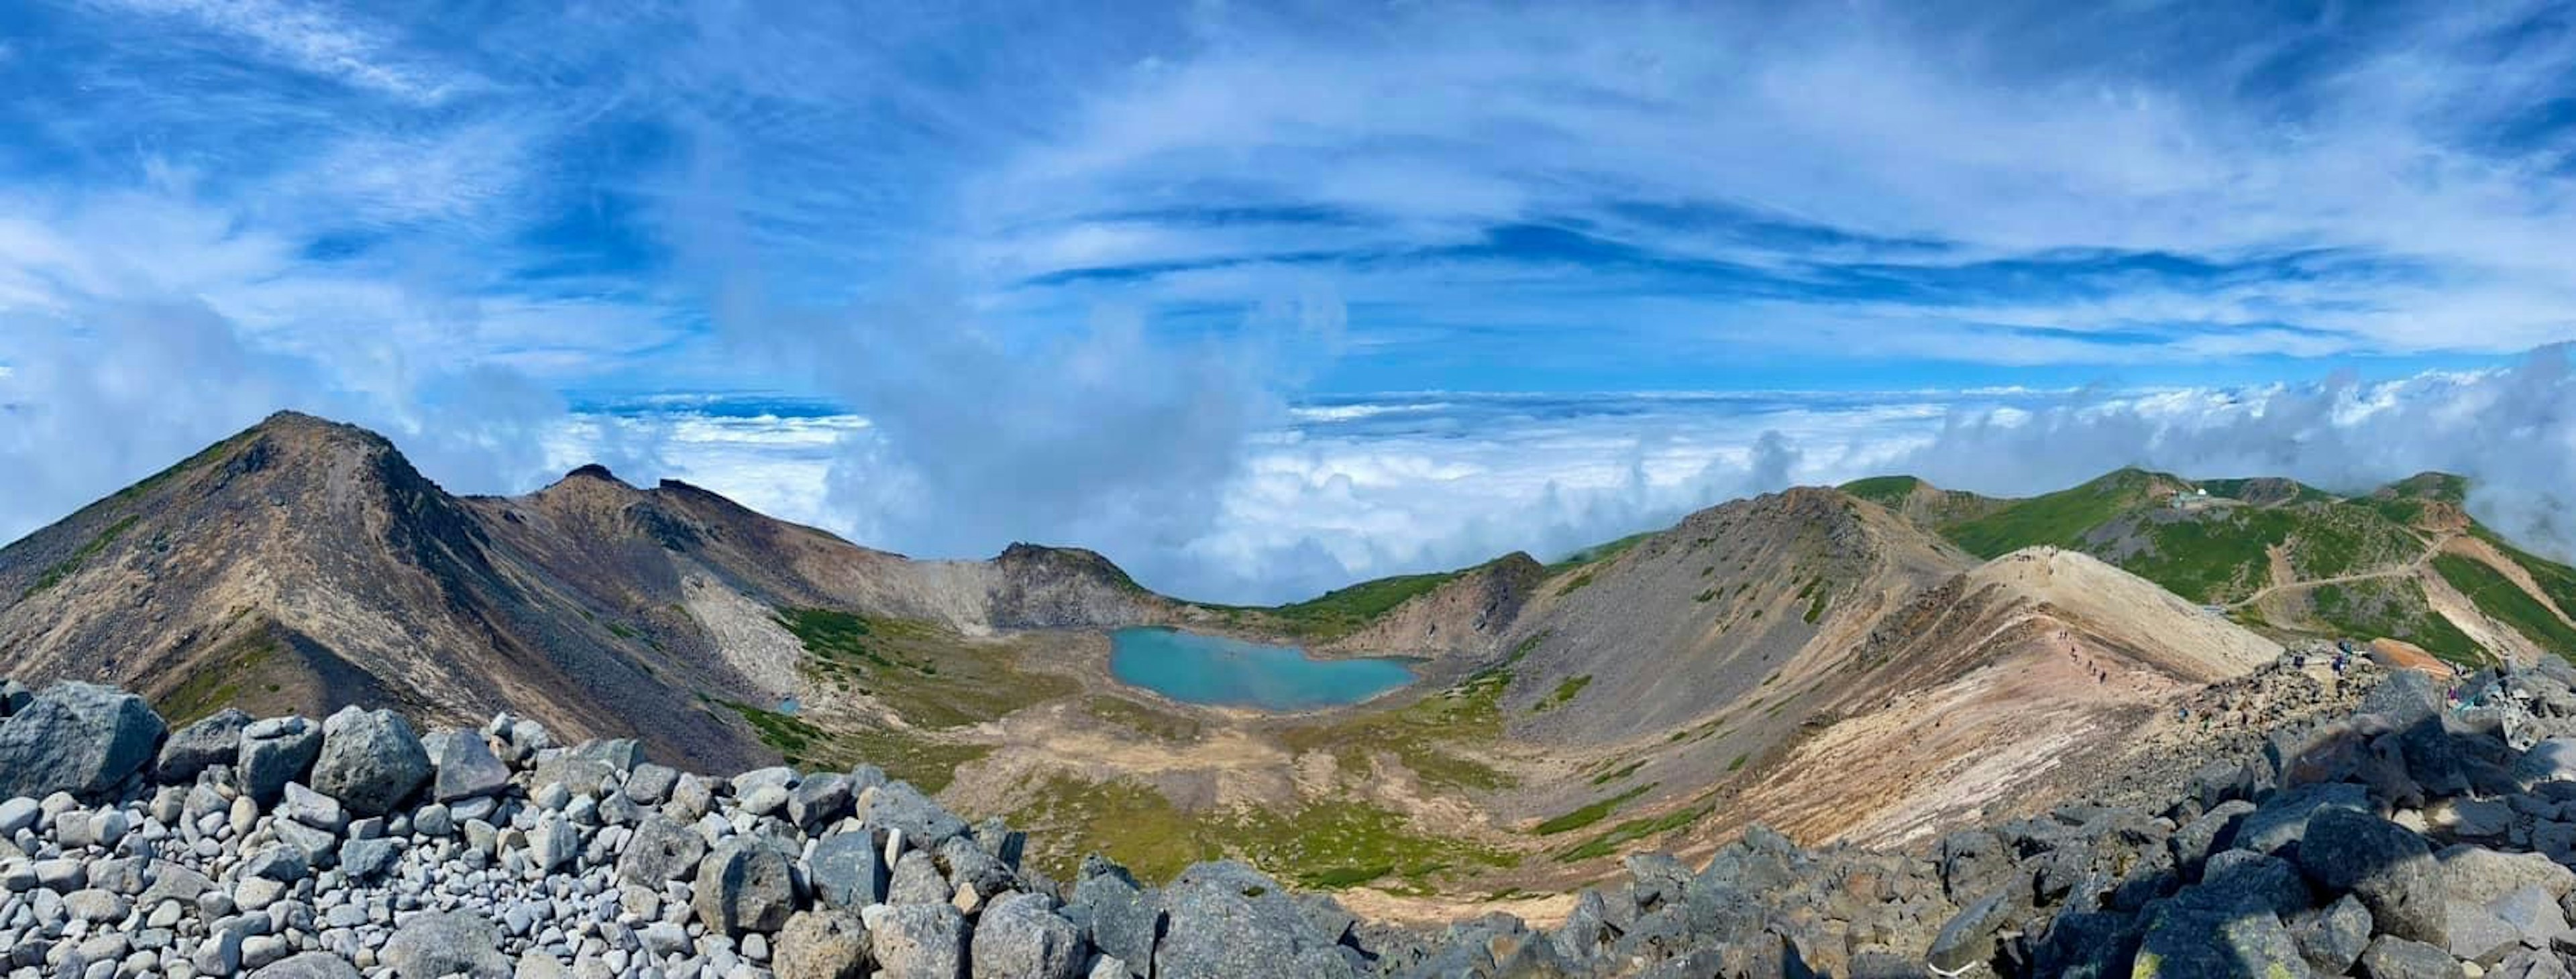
[563, 463, 623, 483]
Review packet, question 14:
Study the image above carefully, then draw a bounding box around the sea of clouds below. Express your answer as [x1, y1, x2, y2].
[544, 355, 2576, 606]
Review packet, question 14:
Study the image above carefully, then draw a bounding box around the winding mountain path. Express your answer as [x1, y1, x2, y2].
[2222, 530, 2455, 610]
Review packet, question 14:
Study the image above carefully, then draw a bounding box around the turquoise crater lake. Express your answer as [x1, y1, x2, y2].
[1108, 628, 1417, 710]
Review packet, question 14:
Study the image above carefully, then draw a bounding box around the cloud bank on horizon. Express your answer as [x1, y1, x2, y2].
[3, 1, 2576, 601]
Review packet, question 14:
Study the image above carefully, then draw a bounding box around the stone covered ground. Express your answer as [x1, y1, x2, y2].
[11, 655, 2576, 977]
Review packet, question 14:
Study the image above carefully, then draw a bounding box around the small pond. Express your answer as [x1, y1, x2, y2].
[1108, 627, 1416, 711]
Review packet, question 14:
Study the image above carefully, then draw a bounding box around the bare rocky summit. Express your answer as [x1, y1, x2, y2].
[0, 414, 1167, 772]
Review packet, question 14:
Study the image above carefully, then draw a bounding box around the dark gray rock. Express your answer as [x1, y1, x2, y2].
[938, 835, 1013, 899]
[156, 708, 250, 783]
[971, 892, 1085, 979]
[617, 814, 708, 886]
[2294, 807, 2449, 947]
[533, 738, 639, 793]
[2184, 850, 2312, 919]
[310, 707, 431, 816]
[338, 837, 399, 882]
[1067, 863, 1161, 978]
[858, 781, 969, 850]
[807, 831, 888, 910]
[872, 903, 968, 979]
[2295, 894, 2374, 975]
[2133, 902, 2307, 978]
[251, 952, 362, 979]
[2031, 911, 2137, 979]
[2239, 781, 2372, 856]
[1937, 829, 2016, 904]
[2170, 800, 2255, 878]
[693, 838, 796, 935]
[383, 910, 510, 979]
[0, 682, 167, 801]
[2356, 934, 2463, 979]
[625, 762, 679, 805]
[429, 730, 509, 802]
[1926, 890, 2021, 974]
[1153, 862, 1355, 979]
[238, 716, 323, 805]
[2493, 947, 2575, 979]
[789, 772, 853, 832]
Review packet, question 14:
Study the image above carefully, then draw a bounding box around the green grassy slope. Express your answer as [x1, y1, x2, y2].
[1939, 468, 2175, 559]
[1855, 467, 2576, 659]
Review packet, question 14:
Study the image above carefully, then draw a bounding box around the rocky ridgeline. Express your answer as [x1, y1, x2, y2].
[11, 659, 2576, 979]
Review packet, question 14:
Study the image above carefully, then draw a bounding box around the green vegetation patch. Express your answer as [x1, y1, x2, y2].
[1590, 758, 1648, 786]
[157, 627, 282, 724]
[1533, 675, 1592, 713]
[780, 608, 1075, 728]
[2474, 528, 2576, 630]
[1083, 696, 1203, 742]
[1546, 531, 1656, 573]
[1277, 640, 1525, 792]
[22, 514, 139, 599]
[1554, 802, 1715, 862]
[717, 699, 824, 758]
[1010, 775, 1515, 890]
[2435, 554, 2576, 653]
[1535, 783, 1655, 836]
[1837, 475, 1922, 508]
[1941, 469, 2166, 559]
[2308, 577, 2479, 665]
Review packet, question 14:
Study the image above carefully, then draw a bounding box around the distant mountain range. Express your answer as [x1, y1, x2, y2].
[5, 412, 2561, 901]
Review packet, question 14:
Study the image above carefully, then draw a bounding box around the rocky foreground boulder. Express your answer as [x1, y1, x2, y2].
[9, 658, 2576, 976]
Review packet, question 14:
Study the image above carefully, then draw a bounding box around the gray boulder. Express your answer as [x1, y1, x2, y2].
[858, 781, 968, 850]
[1153, 862, 1355, 979]
[871, 903, 968, 979]
[431, 731, 510, 801]
[807, 831, 888, 910]
[1067, 862, 1161, 978]
[971, 892, 1085, 979]
[310, 707, 431, 816]
[618, 814, 708, 886]
[1926, 890, 2021, 975]
[2357, 934, 2464, 979]
[2440, 845, 2576, 905]
[238, 716, 323, 804]
[2448, 899, 2522, 964]
[2133, 903, 2308, 978]
[694, 838, 796, 935]
[156, 708, 251, 782]
[533, 738, 639, 793]
[890, 850, 950, 906]
[251, 952, 362, 979]
[774, 910, 871, 979]
[383, 910, 511, 979]
[2489, 884, 2569, 946]
[2238, 781, 2371, 856]
[790, 772, 854, 831]
[2294, 895, 2374, 975]
[2294, 807, 2449, 947]
[0, 682, 167, 801]
[2169, 799, 2255, 876]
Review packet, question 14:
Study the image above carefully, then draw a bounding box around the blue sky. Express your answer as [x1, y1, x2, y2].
[5, 1, 2576, 599]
